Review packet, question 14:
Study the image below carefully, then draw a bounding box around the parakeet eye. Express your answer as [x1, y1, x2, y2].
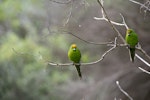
[73, 48, 76, 51]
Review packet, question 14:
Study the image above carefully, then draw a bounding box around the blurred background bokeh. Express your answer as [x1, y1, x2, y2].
[0, 0, 150, 100]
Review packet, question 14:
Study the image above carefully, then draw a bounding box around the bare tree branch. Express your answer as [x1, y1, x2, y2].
[94, 17, 125, 26]
[48, 62, 73, 66]
[136, 45, 150, 61]
[49, 0, 72, 4]
[96, 0, 150, 74]
[120, 13, 129, 29]
[138, 67, 150, 75]
[94, 13, 129, 29]
[48, 0, 150, 76]
[81, 41, 116, 65]
[63, 2, 73, 26]
[114, 97, 122, 100]
[49, 0, 89, 26]
[48, 45, 115, 66]
[97, 0, 126, 43]
[48, 37, 117, 66]
[135, 54, 150, 67]
[60, 29, 114, 45]
[129, 0, 150, 12]
[116, 81, 133, 100]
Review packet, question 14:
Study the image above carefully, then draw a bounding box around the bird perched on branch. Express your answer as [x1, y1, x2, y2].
[125, 29, 138, 62]
[68, 44, 82, 79]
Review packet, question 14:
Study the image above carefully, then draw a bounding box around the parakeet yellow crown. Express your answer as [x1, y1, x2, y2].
[72, 44, 77, 48]
[127, 29, 132, 34]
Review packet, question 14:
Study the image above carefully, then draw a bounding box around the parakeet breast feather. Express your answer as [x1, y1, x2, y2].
[68, 48, 81, 63]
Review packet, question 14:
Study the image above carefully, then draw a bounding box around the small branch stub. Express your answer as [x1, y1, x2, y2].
[116, 81, 133, 100]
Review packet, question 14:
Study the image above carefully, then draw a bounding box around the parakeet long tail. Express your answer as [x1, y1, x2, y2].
[75, 65, 82, 79]
[129, 48, 135, 62]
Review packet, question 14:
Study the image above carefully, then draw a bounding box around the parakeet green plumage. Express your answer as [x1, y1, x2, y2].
[68, 44, 82, 79]
[125, 29, 138, 62]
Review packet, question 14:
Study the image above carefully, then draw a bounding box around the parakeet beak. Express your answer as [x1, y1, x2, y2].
[73, 48, 76, 51]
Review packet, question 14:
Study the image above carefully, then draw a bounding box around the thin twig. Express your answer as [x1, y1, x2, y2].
[94, 13, 129, 29]
[135, 54, 150, 67]
[82, 0, 90, 7]
[12, 48, 34, 56]
[94, 0, 126, 26]
[81, 43, 116, 65]
[94, 17, 125, 26]
[12, 48, 44, 62]
[120, 13, 129, 29]
[61, 30, 114, 45]
[138, 67, 150, 75]
[136, 46, 150, 61]
[116, 81, 133, 100]
[48, 62, 73, 66]
[49, 0, 72, 4]
[114, 97, 122, 100]
[129, 0, 150, 12]
[63, 1, 73, 26]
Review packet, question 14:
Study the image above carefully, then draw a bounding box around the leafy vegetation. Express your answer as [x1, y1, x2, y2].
[0, 0, 71, 99]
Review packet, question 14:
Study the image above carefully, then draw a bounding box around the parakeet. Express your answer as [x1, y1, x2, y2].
[125, 29, 138, 62]
[68, 44, 82, 79]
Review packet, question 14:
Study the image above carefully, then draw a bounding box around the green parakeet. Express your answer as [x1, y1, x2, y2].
[125, 29, 138, 62]
[68, 44, 82, 79]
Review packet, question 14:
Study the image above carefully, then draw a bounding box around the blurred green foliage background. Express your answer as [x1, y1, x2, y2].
[0, 0, 71, 99]
[0, 0, 93, 99]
